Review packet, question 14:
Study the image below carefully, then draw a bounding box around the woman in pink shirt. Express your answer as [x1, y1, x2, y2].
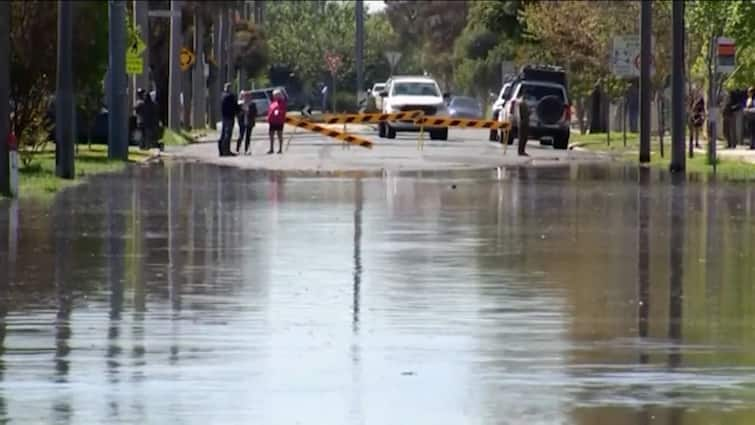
[267, 89, 287, 154]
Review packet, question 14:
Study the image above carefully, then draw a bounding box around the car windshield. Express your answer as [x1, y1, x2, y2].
[373, 84, 385, 91]
[450, 97, 479, 109]
[392, 82, 441, 97]
[519, 84, 565, 102]
[250, 92, 268, 100]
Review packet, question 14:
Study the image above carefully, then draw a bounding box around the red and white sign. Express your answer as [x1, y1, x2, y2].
[325, 52, 342, 75]
[717, 37, 736, 73]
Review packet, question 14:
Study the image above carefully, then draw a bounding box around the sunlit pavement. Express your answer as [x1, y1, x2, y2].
[170, 123, 609, 173]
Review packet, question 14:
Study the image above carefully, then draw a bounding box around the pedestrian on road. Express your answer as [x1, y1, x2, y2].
[516, 90, 530, 157]
[723, 89, 743, 149]
[687, 88, 705, 153]
[219, 82, 239, 157]
[745, 87, 755, 149]
[134, 88, 150, 150]
[267, 89, 287, 155]
[236, 91, 258, 155]
[321, 84, 329, 113]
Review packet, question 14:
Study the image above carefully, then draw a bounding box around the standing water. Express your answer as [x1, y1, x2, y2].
[1, 162, 755, 424]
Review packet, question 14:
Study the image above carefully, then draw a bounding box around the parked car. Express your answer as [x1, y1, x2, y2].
[248, 89, 271, 117]
[497, 65, 571, 150]
[448, 96, 483, 119]
[378, 75, 449, 140]
[371, 82, 386, 110]
[488, 82, 513, 141]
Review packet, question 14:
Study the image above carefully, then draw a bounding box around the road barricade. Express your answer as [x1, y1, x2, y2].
[284, 116, 373, 149]
[319, 111, 425, 125]
[418, 117, 511, 130]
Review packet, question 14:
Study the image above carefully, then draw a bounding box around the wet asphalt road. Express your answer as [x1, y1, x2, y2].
[1, 162, 755, 424]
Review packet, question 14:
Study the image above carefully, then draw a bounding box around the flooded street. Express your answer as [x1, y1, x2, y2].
[1, 162, 755, 424]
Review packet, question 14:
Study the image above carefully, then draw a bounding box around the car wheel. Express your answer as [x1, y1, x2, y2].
[430, 128, 448, 140]
[489, 129, 499, 142]
[378, 122, 386, 138]
[553, 132, 570, 150]
[386, 124, 396, 139]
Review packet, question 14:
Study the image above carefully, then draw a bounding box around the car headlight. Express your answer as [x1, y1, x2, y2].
[448, 108, 457, 115]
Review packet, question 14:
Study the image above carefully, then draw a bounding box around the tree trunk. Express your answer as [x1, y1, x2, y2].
[191, 12, 206, 129]
[182, 28, 193, 130]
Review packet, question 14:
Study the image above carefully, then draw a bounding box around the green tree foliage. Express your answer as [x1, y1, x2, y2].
[685, 0, 755, 91]
[232, 19, 269, 78]
[266, 1, 356, 85]
[9, 0, 108, 148]
[384, 0, 468, 87]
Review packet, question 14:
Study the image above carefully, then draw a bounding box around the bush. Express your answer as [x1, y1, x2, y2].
[19, 114, 53, 168]
[333, 92, 359, 113]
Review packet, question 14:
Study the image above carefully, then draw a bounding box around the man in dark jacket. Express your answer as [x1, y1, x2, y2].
[134, 88, 149, 149]
[219, 82, 239, 156]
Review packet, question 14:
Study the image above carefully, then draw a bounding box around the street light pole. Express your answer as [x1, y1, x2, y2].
[639, 0, 652, 164]
[168, 0, 182, 130]
[0, 1, 10, 195]
[108, 0, 128, 160]
[56, 0, 75, 177]
[670, 0, 686, 173]
[356, 0, 364, 106]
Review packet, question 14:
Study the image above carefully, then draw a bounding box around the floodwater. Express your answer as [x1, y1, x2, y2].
[1, 162, 755, 425]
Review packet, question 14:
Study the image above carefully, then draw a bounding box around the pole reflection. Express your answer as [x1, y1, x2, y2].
[637, 167, 650, 364]
[53, 194, 73, 382]
[350, 177, 364, 425]
[106, 176, 126, 390]
[668, 174, 685, 369]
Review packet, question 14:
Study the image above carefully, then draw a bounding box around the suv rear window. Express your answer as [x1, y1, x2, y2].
[518, 84, 565, 102]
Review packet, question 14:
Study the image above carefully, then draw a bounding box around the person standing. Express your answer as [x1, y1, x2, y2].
[517, 90, 530, 157]
[134, 88, 148, 150]
[236, 91, 258, 155]
[687, 88, 705, 153]
[219, 82, 239, 157]
[267, 89, 287, 155]
[745, 87, 755, 149]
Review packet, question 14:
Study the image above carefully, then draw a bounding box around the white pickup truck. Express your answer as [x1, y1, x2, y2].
[377, 75, 449, 140]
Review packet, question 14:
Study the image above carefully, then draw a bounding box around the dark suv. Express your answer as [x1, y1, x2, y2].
[497, 65, 571, 150]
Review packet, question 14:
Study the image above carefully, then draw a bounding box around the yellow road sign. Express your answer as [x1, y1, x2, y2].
[180, 47, 195, 71]
[418, 117, 511, 130]
[319, 110, 425, 124]
[126, 52, 143, 75]
[285, 117, 373, 148]
[129, 33, 146, 56]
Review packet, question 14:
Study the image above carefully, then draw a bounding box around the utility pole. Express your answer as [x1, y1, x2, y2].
[670, 0, 686, 173]
[639, 0, 652, 164]
[356, 0, 365, 107]
[133, 0, 150, 105]
[191, 10, 206, 129]
[211, 10, 224, 129]
[56, 1, 75, 177]
[0, 1, 10, 195]
[168, 0, 182, 130]
[108, 0, 128, 160]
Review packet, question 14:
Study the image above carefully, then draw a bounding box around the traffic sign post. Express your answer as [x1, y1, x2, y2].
[325, 52, 342, 113]
[612, 35, 655, 78]
[717, 37, 736, 74]
[384, 51, 401, 76]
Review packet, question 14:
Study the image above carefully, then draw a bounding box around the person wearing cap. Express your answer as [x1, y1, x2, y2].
[219, 82, 240, 156]
[267, 89, 287, 154]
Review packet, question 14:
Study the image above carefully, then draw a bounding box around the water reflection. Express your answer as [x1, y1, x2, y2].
[0, 162, 754, 424]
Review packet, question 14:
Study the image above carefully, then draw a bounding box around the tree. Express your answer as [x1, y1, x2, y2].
[384, 0, 468, 87]
[9, 0, 108, 156]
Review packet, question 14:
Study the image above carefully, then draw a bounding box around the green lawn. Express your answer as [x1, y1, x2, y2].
[15, 144, 153, 199]
[572, 132, 755, 181]
[160, 127, 210, 146]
